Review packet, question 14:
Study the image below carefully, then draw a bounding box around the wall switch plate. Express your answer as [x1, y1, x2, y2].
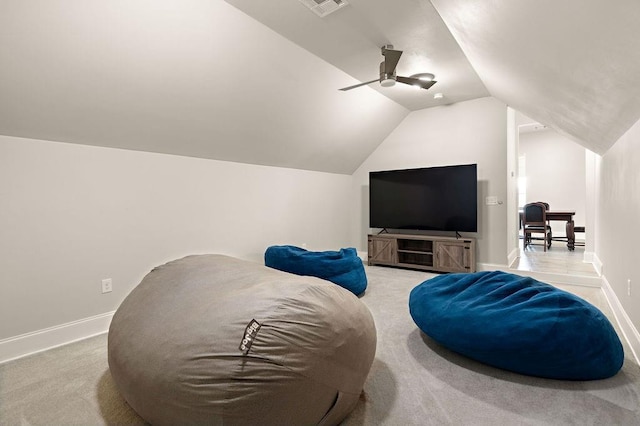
[628, 279, 632, 296]
[102, 278, 113, 294]
[485, 196, 498, 205]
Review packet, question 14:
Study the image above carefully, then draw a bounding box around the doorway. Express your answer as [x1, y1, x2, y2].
[511, 113, 596, 277]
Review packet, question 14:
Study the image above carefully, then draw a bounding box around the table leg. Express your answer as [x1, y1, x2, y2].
[566, 221, 575, 251]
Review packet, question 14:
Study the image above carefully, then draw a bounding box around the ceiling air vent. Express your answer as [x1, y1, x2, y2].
[299, 0, 349, 17]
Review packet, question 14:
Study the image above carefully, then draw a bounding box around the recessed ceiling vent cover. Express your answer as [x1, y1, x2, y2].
[299, 0, 349, 17]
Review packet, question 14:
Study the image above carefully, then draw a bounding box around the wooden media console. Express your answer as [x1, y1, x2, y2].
[368, 233, 476, 273]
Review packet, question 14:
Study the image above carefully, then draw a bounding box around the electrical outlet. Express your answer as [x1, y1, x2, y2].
[628, 279, 632, 296]
[102, 278, 113, 294]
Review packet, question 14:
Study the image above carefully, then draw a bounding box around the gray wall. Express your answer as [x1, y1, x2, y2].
[597, 117, 640, 332]
[350, 97, 509, 267]
[4, 96, 637, 350]
[0, 135, 352, 340]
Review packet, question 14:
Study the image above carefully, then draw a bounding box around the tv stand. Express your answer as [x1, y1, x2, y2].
[368, 233, 476, 273]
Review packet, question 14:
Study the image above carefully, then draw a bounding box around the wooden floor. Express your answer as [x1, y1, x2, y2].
[511, 238, 598, 277]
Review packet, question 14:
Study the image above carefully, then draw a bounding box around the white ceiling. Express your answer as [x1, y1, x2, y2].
[225, 0, 489, 111]
[0, 0, 408, 174]
[2, 0, 640, 173]
[431, 0, 640, 154]
[227, 0, 640, 155]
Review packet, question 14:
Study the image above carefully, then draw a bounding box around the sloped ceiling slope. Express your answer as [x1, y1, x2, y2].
[224, 0, 489, 111]
[0, 0, 407, 174]
[431, 0, 640, 154]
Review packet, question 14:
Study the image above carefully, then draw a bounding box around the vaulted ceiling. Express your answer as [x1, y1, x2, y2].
[2, 0, 640, 174]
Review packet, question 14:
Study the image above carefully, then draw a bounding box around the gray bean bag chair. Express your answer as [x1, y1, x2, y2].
[108, 254, 377, 426]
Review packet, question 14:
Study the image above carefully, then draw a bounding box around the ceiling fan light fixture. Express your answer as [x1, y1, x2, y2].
[411, 72, 435, 82]
[339, 46, 435, 92]
[380, 77, 396, 87]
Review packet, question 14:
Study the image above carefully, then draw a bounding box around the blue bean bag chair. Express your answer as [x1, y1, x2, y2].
[265, 245, 367, 295]
[409, 270, 624, 380]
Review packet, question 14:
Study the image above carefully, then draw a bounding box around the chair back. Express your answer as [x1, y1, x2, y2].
[534, 201, 550, 210]
[523, 202, 547, 226]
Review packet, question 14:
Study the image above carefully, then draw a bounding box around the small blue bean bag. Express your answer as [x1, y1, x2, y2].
[265, 245, 367, 295]
[409, 270, 624, 380]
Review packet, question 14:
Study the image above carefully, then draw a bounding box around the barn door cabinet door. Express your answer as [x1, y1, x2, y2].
[368, 236, 397, 265]
[434, 241, 474, 272]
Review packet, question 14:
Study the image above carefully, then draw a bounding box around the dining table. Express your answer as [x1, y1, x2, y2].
[520, 210, 577, 250]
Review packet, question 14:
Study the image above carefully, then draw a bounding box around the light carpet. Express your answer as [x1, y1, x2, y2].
[1, 265, 639, 425]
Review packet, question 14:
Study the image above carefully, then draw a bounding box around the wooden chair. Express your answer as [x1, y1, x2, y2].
[535, 201, 550, 210]
[536, 200, 552, 229]
[523, 202, 552, 251]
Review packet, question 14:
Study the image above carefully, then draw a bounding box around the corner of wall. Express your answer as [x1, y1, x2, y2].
[584, 252, 603, 276]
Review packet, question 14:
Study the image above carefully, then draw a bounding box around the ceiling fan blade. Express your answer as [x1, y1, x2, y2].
[383, 48, 403, 75]
[397, 76, 437, 90]
[339, 78, 380, 91]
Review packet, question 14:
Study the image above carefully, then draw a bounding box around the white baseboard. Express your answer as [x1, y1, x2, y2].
[590, 253, 603, 276]
[477, 262, 602, 287]
[601, 276, 640, 366]
[0, 311, 114, 364]
[507, 248, 519, 269]
[476, 262, 510, 272]
[509, 269, 602, 287]
[4, 273, 634, 370]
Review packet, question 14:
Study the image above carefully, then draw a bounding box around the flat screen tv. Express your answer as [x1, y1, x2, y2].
[369, 164, 478, 232]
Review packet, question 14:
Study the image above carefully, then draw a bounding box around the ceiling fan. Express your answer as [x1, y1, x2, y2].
[339, 45, 437, 91]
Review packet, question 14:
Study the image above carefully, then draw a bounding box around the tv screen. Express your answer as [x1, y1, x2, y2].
[369, 164, 477, 232]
